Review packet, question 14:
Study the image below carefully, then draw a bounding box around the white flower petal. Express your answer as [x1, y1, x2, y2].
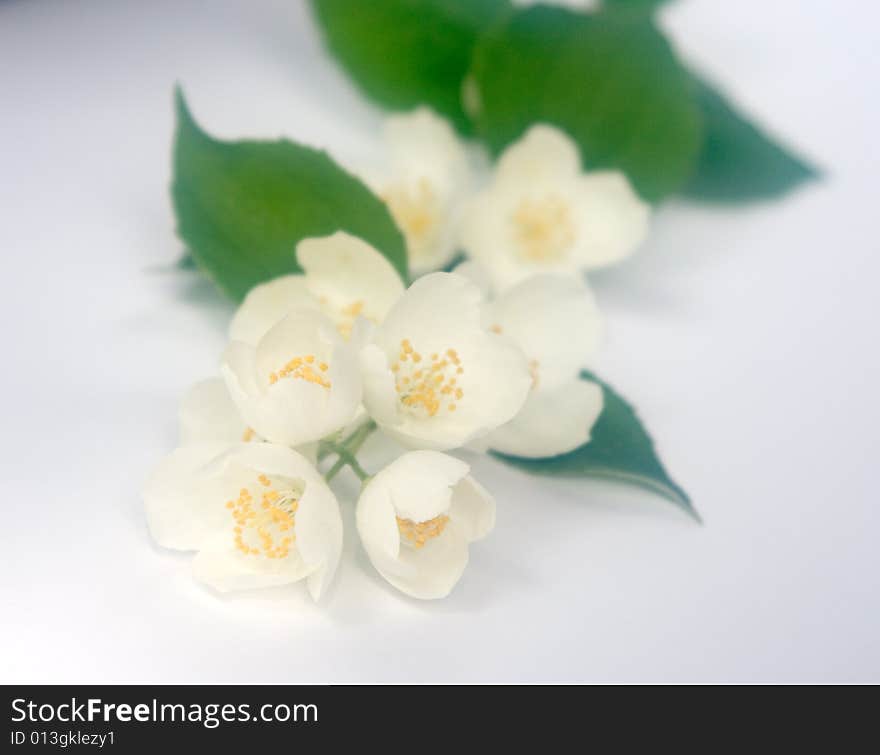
[297, 231, 404, 327]
[357, 509, 470, 600]
[378, 420, 471, 452]
[377, 272, 482, 345]
[360, 343, 402, 428]
[443, 331, 531, 439]
[294, 474, 345, 602]
[222, 340, 261, 397]
[192, 533, 312, 593]
[487, 378, 604, 458]
[458, 191, 518, 285]
[569, 171, 650, 269]
[377, 524, 470, 600]
[348, 314, 375, 351]
[383, 450, 469, 521]
[253, 309, 337, 380]
[228, 441, 322, 481]
[178, 378, 247, 446]
[495, 124, 581, 184]
[143, 442, 248, 551]
[229, 275, 319, 346]
[487, 274, 601, 390]
[385, 107, 470, 188]
[451, 259, 494, 299]
[232, 379, 331, 447]
[448, 476, 496, 542]
[356, 476, 401, 561]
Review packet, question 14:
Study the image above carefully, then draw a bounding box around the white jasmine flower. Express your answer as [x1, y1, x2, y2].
[356, 451, 494, 599]
[459, 124, 649, 291]
[360, 272, 531, 450]
[229, 231, 404, 344]
[144, 443, 342, 599]
[366, 108, 473, 275]
[222, 308, 362, 447]
[457, 262, 604, 458]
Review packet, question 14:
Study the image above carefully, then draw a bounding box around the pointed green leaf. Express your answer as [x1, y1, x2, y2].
[494, 372, 697, 520]
[683, 78, 819, 201]
[172, 88, 407, 301]
[470, 6, 703, 201]
[309, 0, 511, 135]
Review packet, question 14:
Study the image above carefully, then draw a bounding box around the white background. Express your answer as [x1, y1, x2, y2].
[1, 0, 877, 683]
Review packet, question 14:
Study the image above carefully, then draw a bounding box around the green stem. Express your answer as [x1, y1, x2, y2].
[317, 441, 335, 463]
[323, 420, 376, 483]
[334, 449, 370, 482]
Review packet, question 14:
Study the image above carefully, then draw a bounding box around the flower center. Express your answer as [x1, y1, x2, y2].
[268, 354, 330, 389]
[391, 339, 464, 418]
[226, 474, 300, 559]
[397, 514, 450, 549]
[512, 194, 575, 262]
[384, 178, 440, 259]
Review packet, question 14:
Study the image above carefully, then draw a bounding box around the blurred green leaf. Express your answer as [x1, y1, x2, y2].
[172, 88, 407, 301]
[494, 372, 697, 520]
[603, 0, 673, 13]
[683, 78, 819, 201]
[470, 6, 703, 201]
[176, 252, 196, 270]
[309, 0, 511, 134]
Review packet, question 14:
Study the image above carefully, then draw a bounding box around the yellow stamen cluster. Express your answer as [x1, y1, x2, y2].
[397, 514, 450, 549]
[225, 476, 298, 559]
[392, 339, 464, 417]
[512, 194, 575, 262]
[241, 427, 256, 442]
[384, 178, 439, 256]
[268, 354, 330, 389]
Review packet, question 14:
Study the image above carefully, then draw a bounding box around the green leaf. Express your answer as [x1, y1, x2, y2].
[309, 0, 511, 135]
[683, 78, 819, 201]
[493, 372, 697, 520]
[172, 88, 407, 301]
[176, 252, 196, 270]
[470, 6, 703, 201]
[602, 0, 673, 13]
